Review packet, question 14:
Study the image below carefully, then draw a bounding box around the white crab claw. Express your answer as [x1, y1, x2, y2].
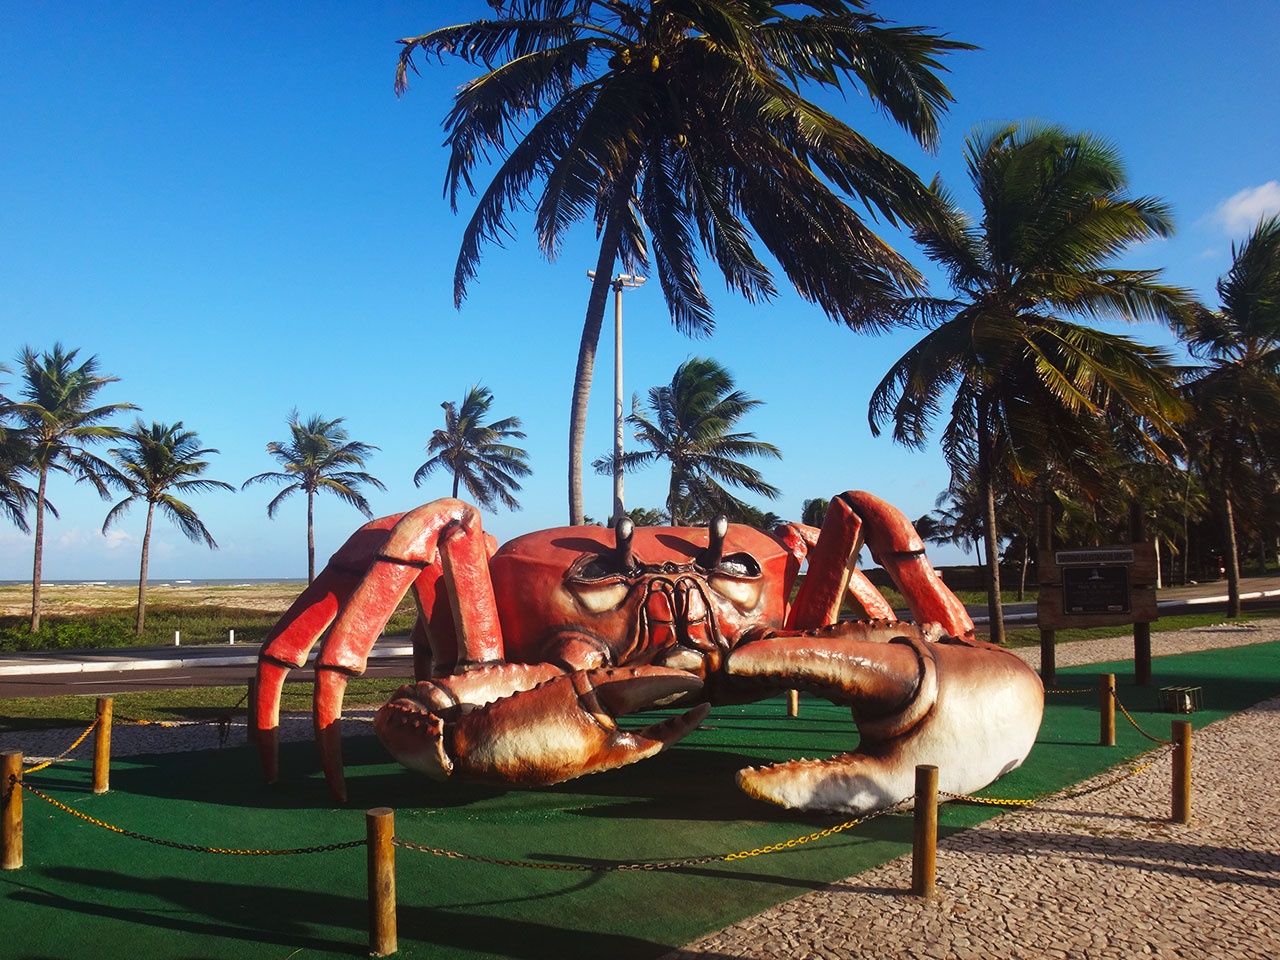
[727, 628, 1044, 814]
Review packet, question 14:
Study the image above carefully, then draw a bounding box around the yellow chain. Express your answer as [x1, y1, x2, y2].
[941, 791, 1036, 807]
[1111, 692, 1173, 744]
[723, 816, 865, 859]
[21, 715, 101, 774]
[1044, 687, 1096, 695]
[394, 803, 908, 872]
[12, 777, 362, 856]
[943, 746, 1171, 807]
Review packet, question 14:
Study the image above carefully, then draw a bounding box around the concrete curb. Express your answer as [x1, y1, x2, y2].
[0, 643, 415, 677]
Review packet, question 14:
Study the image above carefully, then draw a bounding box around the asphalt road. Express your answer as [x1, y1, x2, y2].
[0, 656, 416, 698]
[3, 576, 1277, 699]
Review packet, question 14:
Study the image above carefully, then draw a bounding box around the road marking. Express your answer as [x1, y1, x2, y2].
[68, 675, 196, 685]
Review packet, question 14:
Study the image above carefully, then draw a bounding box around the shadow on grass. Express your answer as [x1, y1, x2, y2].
[3, 867, 678, 959]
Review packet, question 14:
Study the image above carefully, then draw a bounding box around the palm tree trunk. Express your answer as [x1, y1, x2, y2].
[307, 489, 316, 585]
[1181, 466, 1192, 586]
[136, 500, 155, 636]
[30, 466, 48, 633]
[668, 470, 681, 526]
[977, 400, 1005, 645]
[1221, 481, 1241, 617]
[1018, 541, 1028, 601]
[568, 168, 638, 526]
[452, 471, 460, 499]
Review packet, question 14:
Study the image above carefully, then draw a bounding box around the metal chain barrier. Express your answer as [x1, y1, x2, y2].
[1043, 686, 1096, 695]
[942, 742, 1175, 807]
[1054, 745, 1175, 801]
[392, 801, 910, 872]
[20, 715, 101, 774]
[10, 775, 363, 856]
[1111, 691, 1173, 744]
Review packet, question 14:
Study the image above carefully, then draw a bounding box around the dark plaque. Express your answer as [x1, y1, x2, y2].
[1062, 566, 1130, 614]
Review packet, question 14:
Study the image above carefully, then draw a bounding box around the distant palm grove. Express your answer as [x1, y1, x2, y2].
[4, 2, 1280, 645]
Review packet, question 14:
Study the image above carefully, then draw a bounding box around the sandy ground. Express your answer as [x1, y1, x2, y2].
[664, 621, 1280, 959]
[0, 583, 306, 617]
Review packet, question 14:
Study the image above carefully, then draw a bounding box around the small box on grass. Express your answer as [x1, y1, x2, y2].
[1158, 685, 1202, 714]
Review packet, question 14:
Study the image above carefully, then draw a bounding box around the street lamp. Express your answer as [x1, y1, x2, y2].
[587, 270, 646, 526]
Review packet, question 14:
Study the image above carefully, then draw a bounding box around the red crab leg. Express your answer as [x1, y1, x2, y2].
[255, 514, 404, 782]
[314, 500, 504, 801]
[787, 492, 972, 640]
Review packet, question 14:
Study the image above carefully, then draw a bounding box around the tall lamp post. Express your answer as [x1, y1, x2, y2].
[587, 270, 645, 526]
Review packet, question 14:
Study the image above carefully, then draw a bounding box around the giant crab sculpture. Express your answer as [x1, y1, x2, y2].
[254, 490, 1043, 814]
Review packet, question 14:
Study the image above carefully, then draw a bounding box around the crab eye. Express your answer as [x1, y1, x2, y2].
[716, 552, 761, 578]
[708, 572, 763, 610]
[567, 579, 630, 613]
[708, 553, 763, 610]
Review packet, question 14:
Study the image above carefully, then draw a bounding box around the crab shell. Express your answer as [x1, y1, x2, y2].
[488, 524, 801, 680]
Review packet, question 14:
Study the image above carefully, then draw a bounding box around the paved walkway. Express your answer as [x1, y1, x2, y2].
[664, 621, 1280, 960]
[4, 621, 1278, 958]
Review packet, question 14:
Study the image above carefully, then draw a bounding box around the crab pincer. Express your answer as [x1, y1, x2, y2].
[374, 665, 710, 786]
[725, 625, 1044, 814]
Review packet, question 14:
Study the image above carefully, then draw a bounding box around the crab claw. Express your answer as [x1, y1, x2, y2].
[375, 666, 709, 786]
[726, 627, 1044, 814]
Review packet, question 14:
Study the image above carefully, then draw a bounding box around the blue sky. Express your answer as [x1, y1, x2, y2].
[2, 1, 1277, 580]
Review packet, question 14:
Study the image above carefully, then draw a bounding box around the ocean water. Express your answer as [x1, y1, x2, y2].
[0, 578, 308, 588]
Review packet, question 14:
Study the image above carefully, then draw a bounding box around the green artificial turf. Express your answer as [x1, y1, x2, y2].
[3, 640, 1277, 959]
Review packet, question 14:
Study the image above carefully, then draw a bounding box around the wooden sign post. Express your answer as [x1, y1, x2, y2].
[1037, 543, 1158, 684]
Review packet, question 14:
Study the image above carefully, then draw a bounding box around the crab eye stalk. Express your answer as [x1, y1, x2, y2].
[698, 514, 728, 570]
[615, 516, 636, 573]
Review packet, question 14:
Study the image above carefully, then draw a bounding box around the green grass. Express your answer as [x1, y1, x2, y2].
[6, 611, 1276, 733]
[2, 641, 1276, 960]
[872, 586, 1037, 609]
[0, 599, 419, 652]
[0, 676, 415, 733]
[1000, 608, 1280, 648]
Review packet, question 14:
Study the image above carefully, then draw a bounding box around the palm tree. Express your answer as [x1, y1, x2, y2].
[595, 357, 780, 525]
[0, 368, 39, 533]
[869, 123, 1191, 642]
[0, 428, 38, 533]
[801, 497, 830, 528]
[103, 422, 234, 635]
[1178, 215, 1280, 616]
[414, 384, 531, 511]
[397, 2, 972, 525]
[243, 412, 386, 583]
[7, 344, 136, 631]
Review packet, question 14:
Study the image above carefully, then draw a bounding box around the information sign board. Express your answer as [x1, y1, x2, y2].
[1062, 565, 1130, 614]
[1036, 541, 1157, 630]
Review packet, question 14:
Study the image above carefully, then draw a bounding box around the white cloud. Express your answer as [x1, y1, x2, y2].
[54, 525, 136, 551]
[1207, 181, 1280, 235]
[103, 528, 137, 551]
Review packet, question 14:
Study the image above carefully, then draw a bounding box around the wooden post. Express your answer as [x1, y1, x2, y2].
[1038, 496, 1056, 688]
[246, 676, 259, 746]
[2, 751, 21, 870]
[367, 807, 397, 957]
[1172, 720, 1192, 824]
[1039, 628, 1057, 688]
[786, 689, 799, 717]
[1134, 622, 1152, 686]
[1128, 502, 1152, 685]
[1099, 674, 1116, 746]
[93, 697, 113, 795]
[911, 764, 938, 898]
[174, 630, 180, 647]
